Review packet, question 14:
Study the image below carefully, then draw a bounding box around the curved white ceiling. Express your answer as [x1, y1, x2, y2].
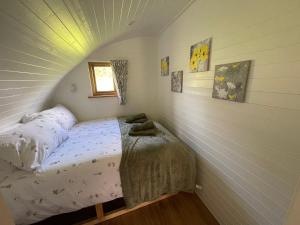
[0, 0, 193, 129]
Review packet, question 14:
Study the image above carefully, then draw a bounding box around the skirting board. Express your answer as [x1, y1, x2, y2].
[77, 194, 176, 225]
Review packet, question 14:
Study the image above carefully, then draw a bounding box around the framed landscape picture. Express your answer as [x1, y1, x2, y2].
[212, 60, 251, 102]
[189, 38, 212, 72]
[161, 56, 169, 76]
[171, 71, 183, 93]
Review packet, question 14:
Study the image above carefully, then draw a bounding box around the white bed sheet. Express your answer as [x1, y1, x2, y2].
[0, 118, 123, 225]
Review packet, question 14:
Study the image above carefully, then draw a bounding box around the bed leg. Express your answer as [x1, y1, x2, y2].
[95, 203, 104, 220]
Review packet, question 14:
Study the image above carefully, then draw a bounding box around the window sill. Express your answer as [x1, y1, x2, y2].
[88, 95, 117, 98]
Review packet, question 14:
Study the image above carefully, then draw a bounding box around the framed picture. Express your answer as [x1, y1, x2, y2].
[189, 38, 212, 72]
[171, 71, 183, 93]
[161, 56, 169, 76]
[212, 60, 251, 102]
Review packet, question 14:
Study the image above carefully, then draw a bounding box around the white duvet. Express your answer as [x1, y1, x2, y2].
[0, 118, 123, 225]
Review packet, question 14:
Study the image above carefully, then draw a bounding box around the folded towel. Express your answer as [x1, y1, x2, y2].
[131, 121, 155, 132]
[125, 113, 147, 123]
[128, 129, 157, 136]
[130, 118, 148, 123]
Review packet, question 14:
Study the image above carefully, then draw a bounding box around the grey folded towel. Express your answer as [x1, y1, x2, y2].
[125, 113, 147, 123]
[130, 118, 148, 123]
[128, 129, 158, 136]
[131, 121, 155, 132]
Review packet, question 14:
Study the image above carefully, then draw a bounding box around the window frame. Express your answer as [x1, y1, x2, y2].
[88, 62, 117, 97]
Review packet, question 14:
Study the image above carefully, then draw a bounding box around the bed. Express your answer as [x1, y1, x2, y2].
[0, 116, 196, 225]
[0, 118, 123, 225]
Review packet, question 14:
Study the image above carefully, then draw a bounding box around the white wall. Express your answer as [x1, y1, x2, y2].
[157, 0, 300, 225]
[0, 0, 189, 131]
[285, 180, 300, 225]
[50, 37, 158, 121]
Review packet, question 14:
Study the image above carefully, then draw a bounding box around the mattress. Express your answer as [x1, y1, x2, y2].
[0, 118, 123, 225]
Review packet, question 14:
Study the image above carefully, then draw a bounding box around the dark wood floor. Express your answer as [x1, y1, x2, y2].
[101, 193, 219, 225]
[33, 193, 219, 225]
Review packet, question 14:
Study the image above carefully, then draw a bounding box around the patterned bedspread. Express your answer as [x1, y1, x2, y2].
[0, 118, 123, 225]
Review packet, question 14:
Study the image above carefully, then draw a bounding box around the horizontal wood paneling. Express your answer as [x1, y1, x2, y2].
[158, 0, 300, 224]
[0, 0, 193, 130]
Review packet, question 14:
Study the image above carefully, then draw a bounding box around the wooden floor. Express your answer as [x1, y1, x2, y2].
[100, 193, 219, 225]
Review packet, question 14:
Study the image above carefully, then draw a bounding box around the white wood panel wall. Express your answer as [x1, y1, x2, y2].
[0, 0, 192, 130]
[51, 37, 158, 121]
[157, 0, 300, 224]
[285, 179, 300, 225]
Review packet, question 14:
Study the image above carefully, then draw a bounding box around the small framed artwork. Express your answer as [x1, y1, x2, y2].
[212, 60, 251, 102]
[171, 71, 183, 93]
[161, 56, 169, 76]
[189, 38, 212, 72]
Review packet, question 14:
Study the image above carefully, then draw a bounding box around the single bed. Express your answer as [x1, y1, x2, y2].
[0, 118, 123, 225]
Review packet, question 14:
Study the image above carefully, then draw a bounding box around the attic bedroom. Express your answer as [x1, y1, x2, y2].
[0, 0, 299, 225]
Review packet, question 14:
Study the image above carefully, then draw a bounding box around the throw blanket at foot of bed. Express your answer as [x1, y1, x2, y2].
[118, 117, 196, 208]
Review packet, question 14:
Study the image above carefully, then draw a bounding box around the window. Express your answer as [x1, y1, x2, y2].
[88, 62, 117, 97]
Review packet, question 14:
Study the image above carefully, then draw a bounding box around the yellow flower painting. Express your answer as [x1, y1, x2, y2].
[161, 56, 169, 76]
[189, 38, 212, 72]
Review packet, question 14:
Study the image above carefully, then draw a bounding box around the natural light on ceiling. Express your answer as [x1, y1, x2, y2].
[94, 66, 114, 92]
[19, 0, 92, 58]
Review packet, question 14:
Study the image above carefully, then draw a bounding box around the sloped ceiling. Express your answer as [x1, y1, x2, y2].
[0, 0, 193, 129]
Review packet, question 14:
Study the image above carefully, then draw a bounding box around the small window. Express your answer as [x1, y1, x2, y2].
[88, 62, 117, 97]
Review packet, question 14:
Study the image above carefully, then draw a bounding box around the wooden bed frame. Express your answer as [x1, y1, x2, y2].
[78, 194, 174, 225]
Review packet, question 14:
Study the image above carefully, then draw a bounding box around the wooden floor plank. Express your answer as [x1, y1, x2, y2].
[100, 193, 219, 225]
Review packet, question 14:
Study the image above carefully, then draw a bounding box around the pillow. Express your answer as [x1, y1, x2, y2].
[38, 105, 77, 130]
[0, 117, 68, 171]
[20, 113, 40, 123]
[21, 105, 77, 130]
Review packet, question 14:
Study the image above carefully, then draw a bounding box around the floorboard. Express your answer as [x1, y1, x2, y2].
[100, 193, 219, 225]
[32, 193, 219, 225]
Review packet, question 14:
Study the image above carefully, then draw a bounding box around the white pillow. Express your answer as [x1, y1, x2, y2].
[0, 117, 68, 171]
[21, 105, 77, 130]
[20, 113, 40, 123]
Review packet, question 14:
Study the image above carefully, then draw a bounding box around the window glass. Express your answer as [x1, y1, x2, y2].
[88, 62, 117, 97]
[94, 66, 114, 92]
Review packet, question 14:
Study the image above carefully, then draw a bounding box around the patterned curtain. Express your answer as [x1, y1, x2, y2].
[111, 60, 128, 105]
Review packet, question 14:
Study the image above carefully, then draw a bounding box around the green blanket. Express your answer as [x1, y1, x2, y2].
[118, 117, 196, 208]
